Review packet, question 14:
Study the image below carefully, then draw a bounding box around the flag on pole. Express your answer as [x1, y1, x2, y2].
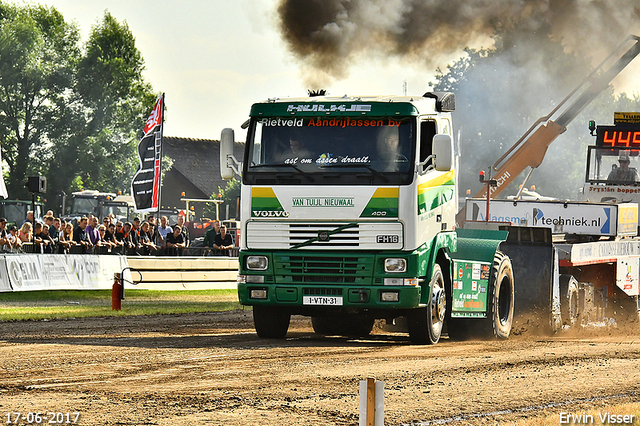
[131, 94, 164, 212]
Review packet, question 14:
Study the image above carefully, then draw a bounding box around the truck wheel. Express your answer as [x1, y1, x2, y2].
[312, 316, 375, 337]
[490, 251, 514, 339]
[253, 306, 290, 338]
[560, 275, 580, 327]
[407, 264, 446, 344]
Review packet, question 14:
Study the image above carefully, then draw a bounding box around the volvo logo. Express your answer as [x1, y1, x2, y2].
[318, 231, 330, 242]
[252, 210, 290, 217]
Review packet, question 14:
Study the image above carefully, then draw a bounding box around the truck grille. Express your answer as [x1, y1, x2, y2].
[274, 254, 374, 285]
[303, 288, 343, 296]
[246, 222, 403, 250]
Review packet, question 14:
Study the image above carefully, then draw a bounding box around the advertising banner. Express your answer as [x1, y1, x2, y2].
[2, 255, 128, 291]
[0, 257, 11, 292]
[465, 199, 626, 236]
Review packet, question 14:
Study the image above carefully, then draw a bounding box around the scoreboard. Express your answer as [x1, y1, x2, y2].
[596, 112, 640, 147]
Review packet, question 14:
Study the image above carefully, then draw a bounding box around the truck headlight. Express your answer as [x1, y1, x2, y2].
[246, 255, 268, 271]
[384, 258, 406, 273]
[250, 289, 268, 299]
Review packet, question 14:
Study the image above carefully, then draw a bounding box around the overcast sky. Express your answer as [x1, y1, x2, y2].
[12, 0, 434, 142]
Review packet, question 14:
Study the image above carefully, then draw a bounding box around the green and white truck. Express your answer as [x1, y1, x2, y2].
[220, 92, 515, 344]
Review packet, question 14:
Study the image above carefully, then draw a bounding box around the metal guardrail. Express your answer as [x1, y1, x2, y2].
[125, 256, 239, 290]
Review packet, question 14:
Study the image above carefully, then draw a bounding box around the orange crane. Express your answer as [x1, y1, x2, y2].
[471, 35, 640, 202]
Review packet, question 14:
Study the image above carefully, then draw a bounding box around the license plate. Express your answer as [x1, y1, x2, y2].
[303, 296, 343, 306]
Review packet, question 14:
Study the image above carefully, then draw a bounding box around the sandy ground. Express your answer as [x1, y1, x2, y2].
[1, 310, 639, 425]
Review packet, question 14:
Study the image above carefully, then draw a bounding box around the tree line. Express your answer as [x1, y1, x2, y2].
[0, 2, 156, 210]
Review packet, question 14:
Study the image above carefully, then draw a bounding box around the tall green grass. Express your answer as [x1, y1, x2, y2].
[0, 289, 241, 321]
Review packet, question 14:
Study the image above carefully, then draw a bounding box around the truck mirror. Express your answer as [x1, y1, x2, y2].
[220, 128, 236, 180]
[433, 134, 453, 171]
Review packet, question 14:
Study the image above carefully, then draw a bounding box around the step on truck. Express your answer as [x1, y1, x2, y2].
[220, 92, 515, 344]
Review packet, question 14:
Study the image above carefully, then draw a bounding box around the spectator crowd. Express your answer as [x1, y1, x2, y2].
[0, 210, 236, 257]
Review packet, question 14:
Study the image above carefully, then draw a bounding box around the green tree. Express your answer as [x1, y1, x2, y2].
[0, 4, 155, 210]
[46, 11, 156, 204]
[0, 3, 79, 198]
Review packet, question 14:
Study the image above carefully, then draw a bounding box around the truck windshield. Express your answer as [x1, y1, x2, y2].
[244, 116, 415, 185]
[71, 198, 98, 216]
[101, 205, 130, 221]
[586, 147, 640, 185]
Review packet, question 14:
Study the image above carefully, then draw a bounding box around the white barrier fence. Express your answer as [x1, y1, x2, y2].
[0, 254, 128, 292]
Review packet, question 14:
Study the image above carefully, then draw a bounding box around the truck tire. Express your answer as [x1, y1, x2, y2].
[253, 306, 290, 338]
[407, 264, 446, 344]
[311, 316, 375, 337]
[490, 251, 514, 339]
[560, 275, 580, 327]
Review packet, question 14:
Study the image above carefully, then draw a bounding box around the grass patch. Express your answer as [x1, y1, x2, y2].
[0, 289, 241, 321]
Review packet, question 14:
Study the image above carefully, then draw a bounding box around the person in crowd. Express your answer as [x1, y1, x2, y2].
[73, 216, 93, 253]
[102, 217, 111, 227]
[19, 222, 33, 243]
[46, 216, 59, 244]
[213, 225, 234, 256]
[0, 217, 10, 252]
[86, 216, 100, 246]
[57, 222, 73, 253]
[131, 217, 141, 235]
[139, 221, 158, 255]
[114, 222, 125, 240]
[203, 220, 220, 254]
[104, 223, 117, 246]
[157, 216, 172, 254]
[176, 214, 190, 248]
[165, 225, 186, 256]
[146, 215, 161, 248]
[128, 221, 141, 253]
[122, 222, 137, 254]
[40, 224, 55, 254]
[7, 225, 21, 251]
[22, 210, 34, 226]
[33, 222, 53, 253]
[94, 224, 116, 253]
[113, 222, 127, 252]
[43, 215, 53, 232]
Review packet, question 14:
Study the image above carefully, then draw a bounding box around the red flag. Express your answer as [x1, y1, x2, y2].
[143, 97, 163, 135]
[132, 94, 165, 213]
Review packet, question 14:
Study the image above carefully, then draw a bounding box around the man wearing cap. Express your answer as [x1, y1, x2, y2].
[608, 153, 639, 182]
[0, 218, 9, 252]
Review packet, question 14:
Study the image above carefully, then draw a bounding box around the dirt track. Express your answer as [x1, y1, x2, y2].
[1, 311, 639, 425]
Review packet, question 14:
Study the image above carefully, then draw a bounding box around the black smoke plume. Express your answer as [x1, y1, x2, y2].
[277, 0, 640, 87]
